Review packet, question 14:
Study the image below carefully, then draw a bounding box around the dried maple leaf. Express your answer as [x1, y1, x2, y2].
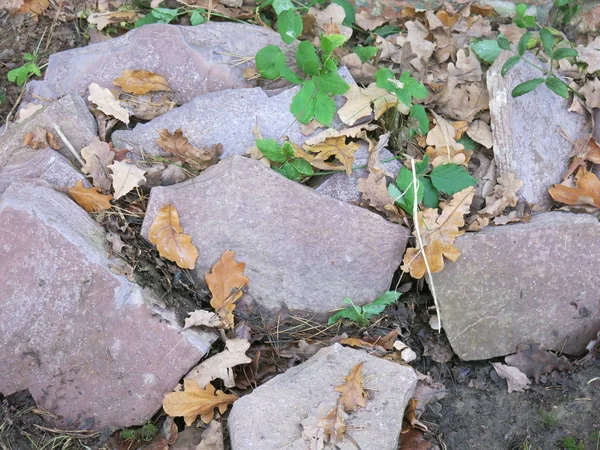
[108, 160, 146, 199]
[88, 83, 130, 124]
[185, 339, 252, 388]
[23, 126, 60, 150]
[505, 343, 571, 383]
[67, 180, 112, 213]
[206, 250, 249, 328]
[113, 69, 171, 95]
[303, 136, 360, 175]
[491, 363, 531, 393]
[156, 128, 221, 172]
[402, 188, 475, 279]
[81, 138, 115, 192]
[149, 204, 199, 270]
[549, 168, 600, 209]
[335, 363, 367, 411]
[162, 379, 237, 426]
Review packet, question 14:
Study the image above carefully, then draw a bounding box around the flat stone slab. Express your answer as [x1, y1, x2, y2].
[0, 180, 212, 430]
[0, 94, 97, 167]
[488, 52, 589, 209]
[25, 23, 294, 105]
[141, 156, 409, 315]
[433, 211, 600, 360]
[228, 343, 418, 450]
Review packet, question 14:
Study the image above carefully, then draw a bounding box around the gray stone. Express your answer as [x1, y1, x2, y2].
[25, 23, 295, 105]
[141, 156, 409, 315]
[228, 343, 418, 450]
[488, 52, 589, 209]
[0, 180, 212, 430]
[432, 211, 600, 361]
[314, 143, 401, 204]
[0, 94, 97, 167]
[0, 148, 86, 196]
[112, 68, 355, 161]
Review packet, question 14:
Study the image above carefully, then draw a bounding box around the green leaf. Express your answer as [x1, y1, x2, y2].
[539, 28, 554, 55]
[512, 77, 544, 97]
[328, 298, 363, 325]
[457, 134, 477, 151]
[190, 9, 206, 25]
[517, 31, 532, 56]
[429, 164, 477, 195]
[296, 41, 320, 76]
[374, 67, 396, 93]
[516, 3, 527, 17]
[552, 47, 578, 60]
[7, 63, 39, 86]
[276, 161, 302, 181]
[320, 34, 347, 55]
[421, 177, 439, 208]
[291, 80, 317, 123]
[278, 9, 303, 44]
[354, 45, 378, 63]
[272, 0, 294, 14]
[23, 53, 35, 62]
[415, 154, 430, 175]
[471, 40, 501, 64]
[361, 291, 401, 316]
[135, 13, 159, 27]
[409, 104, 429, 136]
[393, 167, 423, 214]
[314, 90, 336, 126]
[373, 24, 401, 37]
[497, 36, 511, 51]
[280, 67, 304, 84]
[281, 141, 295, 159]
[545, 75, 569, 99]
[151, 7, 179, 23]
[324, 59, 338, 72]
[401, 71, 428, 99]
[256, 139, 287, 162]
[290, 158, 314, 176]
[331, 0, 355, 26]
[317, 71, 349, 95]
[255, 45, 286, 79]
[501, 56, 521, 77]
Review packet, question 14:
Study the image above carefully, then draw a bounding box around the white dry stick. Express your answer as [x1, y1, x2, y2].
[52, 123, 86, 167]
[410, 157, 441, 332]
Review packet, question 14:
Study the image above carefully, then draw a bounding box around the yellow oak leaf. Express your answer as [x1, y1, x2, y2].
[206, 251, 249, 328]
[156, 128, 221, 172]
[67, 180, 112, 213]
[149, 204, 199, 270]
[303, 136, 359, 176]
[162, 379, 237, 426]
[113, 69, 171, 95]
[334, 363, 367, 411]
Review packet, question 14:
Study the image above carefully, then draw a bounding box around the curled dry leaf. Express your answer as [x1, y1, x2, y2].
[162, 379, 237, 426]
[549, 169, 600, 209]
[303, 136, 360, 175]
[479, 172, 523, 217]
[467, 119, 492, 149]
[358, 172, 404, 223]
[67, 180, 112, 213]
[206, 250, 249, 328]
[156, 128, 222, 172]
[113, 69, 171, 95]
[491, 363, 531, 393]
[88, 83, 130, 124]
[81, 138, 115, 192]
[185, 339, 252, 388]
[23, 127, 60, 150]
[108, 160, 146, 199]
[149, 204, 199, 270]
[402, 188, 475, 279]
[425, 114, 469, 167]
[335, 363, 368, 411]
[184, 310, 226, 329]
[304, 124, 378, 147]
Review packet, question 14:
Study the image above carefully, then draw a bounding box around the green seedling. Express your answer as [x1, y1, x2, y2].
[255, 139, 314, 181]
[7, 53, 43, 87]
[558, 436, 585, 450]
[328, 291, 401, 327]
[554, 0, 580, 25]
[120, 421, 159, 442]
[540, 409, 558, 428]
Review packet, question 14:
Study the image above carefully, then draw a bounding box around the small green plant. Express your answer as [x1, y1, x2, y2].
[255, 139, 314, 180]
[513, 3, 537, 28]
[554, 0, 580, 25]
[256, 34, 350, 126]
[328, 291, 401, 327]
[135, 6, 211, 27]
[558, 436, 585, 450]
[387, 154, 477, 215]
[540, 409, 558, 428]
[120, 421, 159, 442]
[7, 53, 43, 87]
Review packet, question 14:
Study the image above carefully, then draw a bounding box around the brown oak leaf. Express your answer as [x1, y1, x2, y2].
[149, 204, 199, 270]
[335, 363, 367, 411]
[157, 128, 222, 172]
[67, 180, 112, 213]
[303, 136, 360, 176]
[113, 69, 171, 95]
[81, 138, 115, 192]
[549, 168, 600, 209]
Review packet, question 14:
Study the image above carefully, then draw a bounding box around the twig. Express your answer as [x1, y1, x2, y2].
[51, 123, 85, 166]
[410, 158, 441, 332]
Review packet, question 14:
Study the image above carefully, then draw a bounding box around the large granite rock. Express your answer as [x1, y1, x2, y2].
[25, 23, 294, 105]
[433, 212, 600, 360]
[0, 180, 212, 430]
[488, 52, 589, 209]
[228, 343, 418, 450]
[0, 94, 97, 167]
[141, 156, 409, 315]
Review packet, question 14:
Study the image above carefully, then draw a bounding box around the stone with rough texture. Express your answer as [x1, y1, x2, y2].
[488, 52, 589, 209]
[314, 143, 401, 204]
[141, 156, 409, 315]
[25, 23, 294, 105]
[433, 211, 600, 361]
[228, 343, 418, 450]
[0, 94, 97, 167]
[0, 148, 86, 195]
[0, 181, 212, 430]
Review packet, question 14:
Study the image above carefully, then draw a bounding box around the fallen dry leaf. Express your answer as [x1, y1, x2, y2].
[335, 363, 367, 411]
[397, 21, 437, 72]
[303, 136, 360, 175]
[317, 404, 348, 443]
[81, 138, 115, 192]
[579, 78, 600, 110]
[15, 0, 49, 16]
[309, 3, 352, 39]
[16, 103, 42, 123]
[88, 83, 130, 124]
[149, 204, 199, 270]
[113, 69, 171, 95]
[184, 310, 226, 329]
[402, 188, 475, 279]
[505, 343, 571, 383]
[447, 48, 483, 92]
[185, 339, 252, 388]
[549, 169, 600, 209]
[206, 250, 249, 328]
[358, 171, 405, 222]
[156, 128, 222, 172]
[87, 11, 141, 30]
[197, 420, 225, 450]
[467, 119, 492, 149]
[23, 126, 60, 150]
[120, 91, 175, 121]
[577, 36, 600, 74]
[162, 380, 237, 426]
[108, 160, 146, 199]
[337, 83, 403, 126]
[479, 172, 523, 217]
[301, 402, 347, 450]
[425, 114, 469, 167]
[492, 362, 531, 393]
[67, 180, 112, 213]
[400, 429, 440, 450]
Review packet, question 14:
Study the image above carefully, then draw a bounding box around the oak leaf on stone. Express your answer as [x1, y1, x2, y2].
[149, 204, 199, 270]
[206, 250, 249, 328]
[303, 136, 360, 176]
[335, 362, 368, 411]
[549, 168, 600, 209]
[185, 339, 252, 388]
[88, 83, 130, 124]
[67, 180, 112, 213]
[81, 138, 115, 192]
[107, 160, 146, 199]
[156, 128, 222, 172]
[162, 379, 237, 426]
[113, 69, 171, 95]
